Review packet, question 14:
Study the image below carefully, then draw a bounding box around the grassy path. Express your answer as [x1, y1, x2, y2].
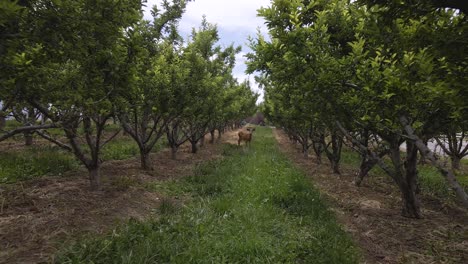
[57, 127, 358, 263]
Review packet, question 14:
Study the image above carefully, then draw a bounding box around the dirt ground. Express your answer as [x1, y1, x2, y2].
[0, 130, 238, 264]
[273, 129, 468, 264]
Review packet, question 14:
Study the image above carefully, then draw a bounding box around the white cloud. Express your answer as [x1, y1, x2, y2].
[143, 0, 269, 103]
[144, 0, 270, 32]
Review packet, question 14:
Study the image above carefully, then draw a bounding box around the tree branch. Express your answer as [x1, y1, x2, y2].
[435, 137, 452, 155]
[35, 130, 72, 151]
[100, 129, 122, 148]
[0, 124, 58, 142]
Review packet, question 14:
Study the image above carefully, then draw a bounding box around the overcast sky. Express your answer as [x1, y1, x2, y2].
[143, 0, 271, 103]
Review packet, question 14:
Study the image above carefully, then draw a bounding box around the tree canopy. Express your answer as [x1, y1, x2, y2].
[247, 0, 468, 218]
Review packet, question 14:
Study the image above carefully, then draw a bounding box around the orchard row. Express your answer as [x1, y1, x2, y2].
[0, 1, 257, 190]
[247, 0, 468, 218]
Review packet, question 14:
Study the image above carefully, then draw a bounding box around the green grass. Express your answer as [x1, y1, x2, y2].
[0, 136, 166, 183]
[340, 149, 361, 167]
[101, 137, 140, 161]
[101, 136, 166, 161]
[3, 119, 22, 130]
[0, 146, 80, 183]
[56, 127, 359, 263]
[418, 166, 468, 198]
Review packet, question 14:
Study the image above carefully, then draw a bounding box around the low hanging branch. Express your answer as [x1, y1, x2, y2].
[399, 116, 468, 208]
[0, 123, 58, 142]
[35, 130, 72, 151]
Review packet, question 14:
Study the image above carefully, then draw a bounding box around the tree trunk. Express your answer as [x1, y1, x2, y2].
[313, 142, 323, 164]
[325, 133, 342, 175]
[418, 139, 428, 164]
[312, 134, 325, 164]
[171, 146, 178, 160]
[451, 156, 461, 171]
[316, 154, 322, 164]
[401, 141, 421, 218]
[24, 131, 33, 146]
[302, 138, 309, 158]
[0, 114, 5, 130]
[191, 141, 198, 154]
[140, 149, 152, 170]
[89, 167, 102, 191]
[389, 140, 421, 219]
[398, 180, 421, 218]
[210, 130, 215, 144]
[331, 160, 341, 175]
[355, 157, 377, 186]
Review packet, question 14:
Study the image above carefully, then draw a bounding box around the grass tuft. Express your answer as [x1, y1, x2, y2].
[158, 198, 179, 215]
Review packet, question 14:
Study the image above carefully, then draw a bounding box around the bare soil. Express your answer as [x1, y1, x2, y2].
[273, 129, 468, 264]
[0, 130, 237, 264]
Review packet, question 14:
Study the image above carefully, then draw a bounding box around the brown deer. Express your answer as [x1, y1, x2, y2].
[238, 127, 255, 146]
